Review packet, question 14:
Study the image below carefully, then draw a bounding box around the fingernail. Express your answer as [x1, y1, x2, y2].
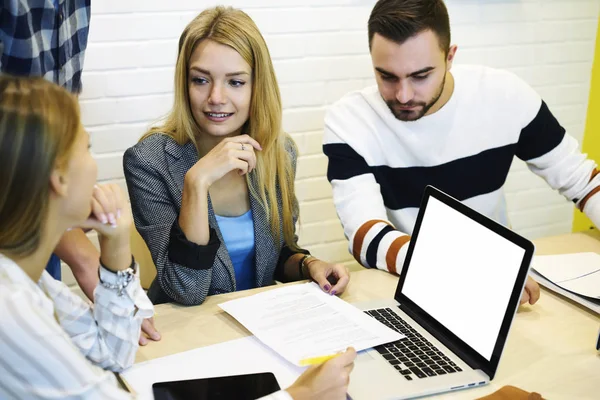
[324, 284, 331, 292]
[108, 213, 116, 225]
[117, 209, 122, 219]
[100, 214, 108, 224]
[331, 290, 337, 296]
[152, 332, 161, 340]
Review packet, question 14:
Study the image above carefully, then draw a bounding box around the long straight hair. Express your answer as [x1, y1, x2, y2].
[141, 6, 299, 249]
[0, 76, 81, 256]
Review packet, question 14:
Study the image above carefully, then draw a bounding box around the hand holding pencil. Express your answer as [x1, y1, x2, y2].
[286, 347, 357, 400]
[299, 348, 350, 367]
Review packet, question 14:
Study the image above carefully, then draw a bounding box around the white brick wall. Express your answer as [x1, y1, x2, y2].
[77, 0, 600, 281]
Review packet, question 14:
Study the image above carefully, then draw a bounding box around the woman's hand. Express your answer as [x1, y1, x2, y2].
[79, 183, 132, 271]
[286, 348, 356, 400]
[139, 317, 161, 346]
[306, 258, 350, 296]
[186, 134, 262, 190]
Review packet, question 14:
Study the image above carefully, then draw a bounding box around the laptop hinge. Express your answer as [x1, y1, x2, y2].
[398, 303, 486, 374]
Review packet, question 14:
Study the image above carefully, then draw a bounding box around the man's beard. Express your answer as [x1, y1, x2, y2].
[385, 75, 446, 122]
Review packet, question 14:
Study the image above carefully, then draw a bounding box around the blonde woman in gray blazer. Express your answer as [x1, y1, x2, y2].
[124, 7, 350, 306]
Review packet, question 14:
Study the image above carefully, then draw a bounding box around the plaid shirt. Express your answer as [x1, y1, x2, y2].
[0, 0, 91, 93]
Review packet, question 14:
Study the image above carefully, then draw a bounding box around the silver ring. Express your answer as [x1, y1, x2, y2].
[241, 143, 245, 151]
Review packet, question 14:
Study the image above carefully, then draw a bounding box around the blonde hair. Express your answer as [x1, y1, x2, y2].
[142, 6, 299, 249]
[0, 76, 81, 256]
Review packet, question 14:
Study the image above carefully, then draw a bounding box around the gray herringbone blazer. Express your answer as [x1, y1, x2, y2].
[123, 134, 305, 306]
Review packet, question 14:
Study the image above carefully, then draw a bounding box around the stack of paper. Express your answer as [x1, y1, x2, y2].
[122, 336, 305, 400]
[219, 282, 403, 366]
[531, 252, 600, 314]
[124, 283, 403, 399]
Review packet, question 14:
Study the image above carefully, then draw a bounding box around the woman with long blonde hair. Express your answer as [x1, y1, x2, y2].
[124, 6, 350, 306]
[0, 75, 355, 400]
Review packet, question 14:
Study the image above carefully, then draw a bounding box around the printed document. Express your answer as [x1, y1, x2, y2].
[219, 282, 403, 366]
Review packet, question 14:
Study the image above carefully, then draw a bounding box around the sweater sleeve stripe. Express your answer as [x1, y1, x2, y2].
[351, 219, 411, 272]
[376, 230, 402, 272]
[516, 101, 566, 161]
[579, 186, 600, 211]
[577, 168, 600, 210]
[323, 143, 370, 182]
[366, 225, 395, 269]
[387, 235, 411, 274]
[351, 219, 390, 266]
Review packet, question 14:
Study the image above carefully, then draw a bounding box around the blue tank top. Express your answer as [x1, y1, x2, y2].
[215, 209, 256, 291]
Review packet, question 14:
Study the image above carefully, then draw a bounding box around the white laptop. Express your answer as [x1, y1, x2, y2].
[348, 186, 534, 400]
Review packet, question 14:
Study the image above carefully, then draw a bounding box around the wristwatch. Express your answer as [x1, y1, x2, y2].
[98, 256, 136, 296]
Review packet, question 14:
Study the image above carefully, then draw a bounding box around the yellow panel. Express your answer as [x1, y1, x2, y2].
[573, 20, 600, 232]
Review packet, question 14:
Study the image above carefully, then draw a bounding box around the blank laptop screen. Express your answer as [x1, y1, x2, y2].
[402, 196, 525, 361]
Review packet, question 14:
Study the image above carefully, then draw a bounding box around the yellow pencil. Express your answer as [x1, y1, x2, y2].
[114, 372, 137, 396]
[299, 349, 346, 366]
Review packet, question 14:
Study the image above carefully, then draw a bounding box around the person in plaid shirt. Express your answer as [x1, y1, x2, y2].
[0, 0, 161, 345]
[0, 0, 90, 93]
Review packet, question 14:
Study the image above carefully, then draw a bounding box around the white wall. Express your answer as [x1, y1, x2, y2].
[78, 0, 600, 277]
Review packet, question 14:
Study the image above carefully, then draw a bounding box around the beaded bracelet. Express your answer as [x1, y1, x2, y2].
[98, 256, 136, 297]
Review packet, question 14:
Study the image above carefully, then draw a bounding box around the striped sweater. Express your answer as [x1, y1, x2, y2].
[323, 64, 600, 274]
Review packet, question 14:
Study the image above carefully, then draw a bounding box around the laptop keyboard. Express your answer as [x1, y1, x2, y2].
[365, 308, 463, 381]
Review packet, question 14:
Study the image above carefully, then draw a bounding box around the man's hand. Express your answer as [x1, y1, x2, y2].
[520, 276, 540, 305]
[139, 317, 161, 346]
